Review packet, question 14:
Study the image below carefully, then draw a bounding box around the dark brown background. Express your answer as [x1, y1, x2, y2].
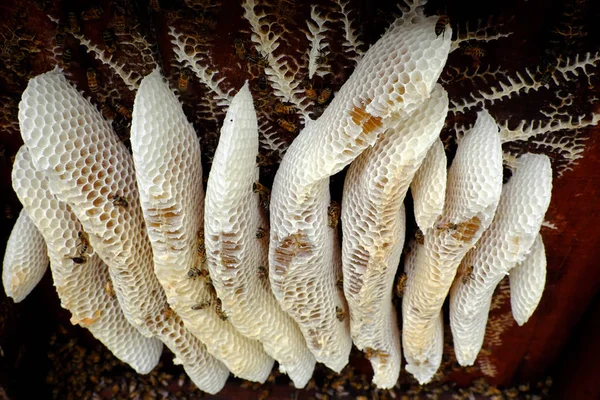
[0, 0, 598, 398]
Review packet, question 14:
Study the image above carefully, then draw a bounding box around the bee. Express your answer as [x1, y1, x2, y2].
[256, 153, 272, 166]
[335, 306, 345, 322]
[113, 101, 132, 119]
[538, 61, 556, 85]
[436, 221, 458, 231]
[316, 51, 328, 65]
[255, 227, 267, 239]
[257, 75, 268, 92]
[178, 70, 191, 92]
[233, 38, 246, 60]
[257, 265, 268, 279]
[114, 11, 126, 33]
[149, 0, 161, 11]
[317, 88, 332, 105]
[100, 101, 116, 120]
[336, 278, 343, 291]
[395, 273, 408, 297]
[253, 181, 270, 196]
[4, 205, 14, 220]
[71, 255, 87, 264]
[461, 265, 475, 285]
[102, 30, 117, 53]
[109, 194, 129, 208]
[327, 201, 340, 229]
[86, 68, 98, 93]
[197, 231, 206, 262]
[277, 118, 296, 132]
[104, 281, 116, 297]
[215, 299, 227, 320]
[62, 48, 72, 68]
[191, 301, 211, 310]
[274, 102, 295, 115]
[187, 267, 201, 279]
[435, 15, 450, 37]
[55, 32, 65, 47]
[415, 228, 424, 245]
[81, 6, 103, 21]
[463, 45, 485, 59]
[304, 82, 317, 100]
[161, 306, 174, 320]
[67, 12, 80, 34]
[76, 231, 90, 256]
[247, 52, 268, 68]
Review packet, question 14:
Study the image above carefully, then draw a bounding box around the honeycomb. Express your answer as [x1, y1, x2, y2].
[401, 110, 503, 384]
[449, 154, 552, 366]
[269, 17, 452, 372]
[340, 84, 448, 388]
[11, 146, 162, 374]
[17, 69, 229, 393]
[411, 138, 447, 232]
[204, 83, 315, 387]
[2, 209, 48, 303]
[131, 71, 273, 383]
[510, 233, 547, 326]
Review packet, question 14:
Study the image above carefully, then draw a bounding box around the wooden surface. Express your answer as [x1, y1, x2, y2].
[0, 0, 598, 398]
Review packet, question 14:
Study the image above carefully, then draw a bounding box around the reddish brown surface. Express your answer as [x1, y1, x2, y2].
[0, 0, 599, 398]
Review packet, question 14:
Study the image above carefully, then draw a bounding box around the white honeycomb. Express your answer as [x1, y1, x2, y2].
[11, 146, 162, 374]
[340, 84, 448, 388]
[204, 82, 316, 388]
[2, 209, 48, 303]
[402, 238, 445, 383]
[268, 17, 451, 372]
[18, 69, 229, 393]
[131, 70, 273, 383]
[401, 110, 503, 384]
[411, 138, 447, 232]
[510, 233, 547, 326]
[449, 154, 552, 366]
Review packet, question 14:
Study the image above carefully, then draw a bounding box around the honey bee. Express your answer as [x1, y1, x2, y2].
[435, 15, 450, 37]
[255, 227, 267, 239]
[317, 88, 332, 105]
[256, 153, 272, 166]
[233, 38, 246, 60]
[336, 278, 343, 291]
[252, 181, 270, 196]
[102, 30, 117, 53]
[55, 32, 65, 47]
[71, 255, 87, 264]
[81, 6, 103, 21]
[104, 281, 116, 297]
[436, 221, 458, 231]
[76, 231, 90, 256]
[100, 101, 116, 120]
[461, 265, 475, 285]
[304, 81, 317, 100]
[191, 301, 211, 310]
[161, 305, 174, 320]
[335, 306, 345, 322]
[415, 228, 424, 245]
[274, 102, 295, 115]
[463, 45, 485, 59]
[395, 273, 408, 297]
[215, 298, 227, 320]
[257, 265, 268, 279]
[114, 11, 126, 33]
[316, 51, 328, 65]
[257, 75, 268, 93]
[187, 267, 201, 278]
[149, 0, 161, 12]
[4, 205, 14, 220]
[68, 12, 80, 33]
[113, 101, 132, 119]
[364, 347, 383, 360]
[277, 118, 296, 132]
[178, 70, 191, 92]
[247, 52, 269, 68]
[327, 201, 340, 229]
[109, 194, 129, 208]
[197, 231, 206, 262]
[62, 48, 72, 68]
[86, 68, 98, 93]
